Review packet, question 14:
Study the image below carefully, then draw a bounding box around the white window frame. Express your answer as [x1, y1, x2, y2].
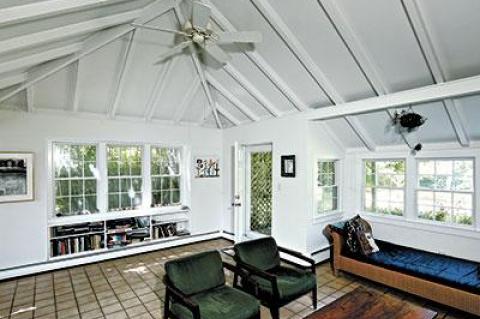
[150, 145, 183, 208]
[415, 157, 475, 227]
[314, 159, 340, 216]
[362, 158, 407, 217]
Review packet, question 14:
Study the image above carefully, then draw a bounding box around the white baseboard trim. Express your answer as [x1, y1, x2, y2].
[0, 231, 223, 281]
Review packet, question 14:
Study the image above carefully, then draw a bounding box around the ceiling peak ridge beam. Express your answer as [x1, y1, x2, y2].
[0, 0, 180, 107]
[174, 79, 200, 124]
[174, 5, 222, 129]
[0, 42, 82, 75]
[144, 58, 178, 121]
[223, 64, 282, 117]
[251, 0, 376, 151]
[308, 74, 480, 120]
[0, 0, 132, 28]
[318, 0, 411, 149]
[206, 72, 260, 122]
[402, 0, 469, 147]
[205, 0, 307, 111]
[251, 0, 342, 105]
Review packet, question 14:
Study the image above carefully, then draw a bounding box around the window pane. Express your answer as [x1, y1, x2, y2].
[434, 175, 452, 190]
[151, 147, 182, 207]
[436, 161, 453, 175]
[418, 161, 434, 175]
[417, 191, 434, 206]
[453, 209, 473, 225]
[453, 193, 472, 210]
[316, 161, 338, 214]
[434, 192, 452, 209]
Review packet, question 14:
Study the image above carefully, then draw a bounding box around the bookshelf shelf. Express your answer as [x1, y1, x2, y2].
[48, 209, 190, 260]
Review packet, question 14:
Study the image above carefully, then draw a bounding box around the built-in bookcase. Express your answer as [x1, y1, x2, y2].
[49, 209, 190, 259]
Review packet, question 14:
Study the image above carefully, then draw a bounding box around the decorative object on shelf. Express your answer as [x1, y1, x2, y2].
[281, 155, 296, 177]
[194, 156, 220, 178]
[0, 152, 34, 203]
[392, 107, 427, 133]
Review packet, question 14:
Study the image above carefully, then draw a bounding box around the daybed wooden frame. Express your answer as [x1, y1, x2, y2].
[328, 226, 480, 316]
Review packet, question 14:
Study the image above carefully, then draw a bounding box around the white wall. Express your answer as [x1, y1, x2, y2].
[0, 110, 224, 270]
[343, 144, 480, 262]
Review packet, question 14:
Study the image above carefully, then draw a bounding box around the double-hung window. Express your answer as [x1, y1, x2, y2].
[53, 143, 98, 216]
[151, 146, 182, 207]
[315, 160, 338, 215]
[107, 145, 143, 211]
[417, 159, 474, 225]
[364, 159, 405, 216]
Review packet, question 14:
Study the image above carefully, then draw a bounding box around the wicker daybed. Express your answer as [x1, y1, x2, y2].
[327, 222, 480, 317]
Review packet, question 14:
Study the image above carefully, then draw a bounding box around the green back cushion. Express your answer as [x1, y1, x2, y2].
[165, 250, 225, 296]
[234, 237, 280, 271]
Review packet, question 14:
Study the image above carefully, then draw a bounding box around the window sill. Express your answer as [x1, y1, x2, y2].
[312, 211, 343, 224]
[49, 206, 188, 226]
[360, 212, 480, 240]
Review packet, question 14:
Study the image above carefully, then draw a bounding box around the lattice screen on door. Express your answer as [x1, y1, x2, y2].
[250, 152, 272, 235]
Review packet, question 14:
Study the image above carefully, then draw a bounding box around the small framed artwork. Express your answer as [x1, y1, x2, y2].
[194, 156, 220, 178]
[0, 152, 34, 203]
[281, 155, 296, 178]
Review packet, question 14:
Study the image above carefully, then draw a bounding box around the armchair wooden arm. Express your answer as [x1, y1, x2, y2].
[163, 276, 201, 319]
[278, 246, 316, 274]
[236, 261, 280, 300]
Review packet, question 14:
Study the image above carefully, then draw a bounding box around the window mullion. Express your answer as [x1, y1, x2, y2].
[143, 144, 152, 209]
[97, 143, 107, 213]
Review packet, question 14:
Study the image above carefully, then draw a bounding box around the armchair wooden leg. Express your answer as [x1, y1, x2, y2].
[163, 290, 170, 319]
[312, 285, 318, 309]
[269, 307, 279, 319]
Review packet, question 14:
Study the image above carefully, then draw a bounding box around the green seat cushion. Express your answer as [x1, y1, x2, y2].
[165, 251, 225, 296]
[251, 266, 316, 302]
[234, 237, 280, 271]
[171, 286, 260, 319]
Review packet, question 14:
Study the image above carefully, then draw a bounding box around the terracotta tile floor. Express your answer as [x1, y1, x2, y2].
[0, 239, 477, 319]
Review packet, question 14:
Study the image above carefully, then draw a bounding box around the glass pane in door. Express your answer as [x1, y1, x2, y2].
[249, 151, 272, 235]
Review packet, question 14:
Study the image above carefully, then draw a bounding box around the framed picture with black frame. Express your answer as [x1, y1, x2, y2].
[281, 155, 295, 178]
[0, 152, 34, 203]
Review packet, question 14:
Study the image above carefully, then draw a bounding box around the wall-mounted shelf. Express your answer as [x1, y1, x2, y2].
[48, 209, 190, 259]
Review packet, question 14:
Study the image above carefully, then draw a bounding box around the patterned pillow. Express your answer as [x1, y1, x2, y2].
[344, 215, 379, 256]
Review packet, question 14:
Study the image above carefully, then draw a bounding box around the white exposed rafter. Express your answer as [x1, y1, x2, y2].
[206, 73, 260, 122]
[223, 65, 281, 117]
[144, 58, 178, 121]
[0, 0, 179, 106]
[26, 87, 34, 113]
[215, 102, 241, 126]
[0, 0, 131, 27]
[344, 116, 376, 151]
[0, 73, 26, 90]
[402, 0, 469, 147]
[174, 79, 200, 124]
[205, 0, 307, 111]
[70, 61, 81, 112]
[174, 5, 222, 129]
[309, 74, 480, 120]
[0, 43, 82, 75]
[252, 0, 342, 104]
[108, 30, 136, 118]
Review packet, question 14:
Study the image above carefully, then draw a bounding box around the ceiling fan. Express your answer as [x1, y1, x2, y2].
[131, 1, 262, 67]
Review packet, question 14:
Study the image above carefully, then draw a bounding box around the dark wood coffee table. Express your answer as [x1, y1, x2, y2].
[305, 287, 437, 319]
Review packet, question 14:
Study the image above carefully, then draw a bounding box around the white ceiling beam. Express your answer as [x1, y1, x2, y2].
[144, 58, 178, 121]
[0, 73, 26, 90]
[344, 116, 376, 151]
[251, 0, 342, 104]
[205, 0, 307, 111]
[0, 43, 82, 75]
[309, 74, 480, 120]
[174, 5, 222, 129]
[173, 79, 200, 124]
[70, 61, 81, 112]
[0, 0, 179, 106]
[215, 102, 242, 126]
[25, 87, 34, 113]
[0, 0, 131, 27]
[223, 64, 282, 117]
[206, 72, 260, 122]
[402, 0, 469, 147]
[107, 30, 136, 118]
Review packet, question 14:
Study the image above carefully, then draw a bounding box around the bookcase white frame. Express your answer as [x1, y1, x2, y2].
[46, 139, 192, 261]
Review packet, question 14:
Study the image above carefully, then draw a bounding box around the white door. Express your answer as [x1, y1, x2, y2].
[233, 142, 245, 242]
[245, 144, 273, 238]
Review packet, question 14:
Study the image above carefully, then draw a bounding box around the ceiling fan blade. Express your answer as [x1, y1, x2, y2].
[131, 23, 189, 36]
[216, 31, 263, 44]
[192, 1, 211, 30]
[203, 43, 231, 65]
[154, 41, 192, 65]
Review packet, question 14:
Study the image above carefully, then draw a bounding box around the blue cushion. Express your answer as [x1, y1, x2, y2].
[362, 241, 480, 294]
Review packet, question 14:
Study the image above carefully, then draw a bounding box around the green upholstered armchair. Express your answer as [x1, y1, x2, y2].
[233, 237, 317, 319]
[163, 250, 260, 319]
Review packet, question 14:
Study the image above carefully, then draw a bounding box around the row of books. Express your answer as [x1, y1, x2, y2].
[153, 223, 179, 239]
[51, 234, 103, 257]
